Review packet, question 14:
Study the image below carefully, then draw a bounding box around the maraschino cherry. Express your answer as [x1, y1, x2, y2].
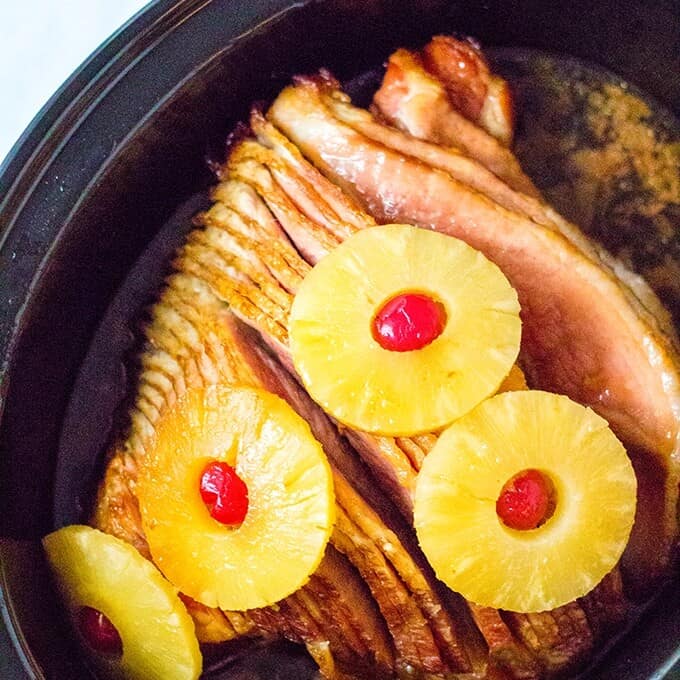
[496, 469, 555, 531]
[78, 606, 122, 656]
[373, 292, 447, 352]
[200, 461, 249, 526]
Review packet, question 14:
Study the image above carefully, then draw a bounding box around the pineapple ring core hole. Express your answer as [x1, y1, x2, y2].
[371, 290, 448, 352]
[496, 468, 557, 531]
[77, 606, 123, 658]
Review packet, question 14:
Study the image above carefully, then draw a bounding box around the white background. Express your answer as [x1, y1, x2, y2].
[0, 1, 150, 166]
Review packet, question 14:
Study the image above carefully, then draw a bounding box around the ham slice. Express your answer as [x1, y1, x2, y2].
[420, 35, 515, 147]
[372, 48, 537, 196]
[267, 78, 680, 592]
[228, 321, 476, 676]
[238, 323, 479, 672]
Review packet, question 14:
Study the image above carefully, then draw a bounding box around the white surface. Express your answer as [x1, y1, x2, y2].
[0, 1, 150, 167]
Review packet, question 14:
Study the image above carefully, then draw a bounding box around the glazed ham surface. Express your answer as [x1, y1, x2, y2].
[93, 36, 679, 679]
[267, 68, 680, 592]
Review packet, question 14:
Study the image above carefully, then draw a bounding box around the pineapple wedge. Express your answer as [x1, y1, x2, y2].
[289, 224, 521, 435]
[137, 384, 335, 611]
[414, 390, 637, 612]
[42, 525, 201, 680]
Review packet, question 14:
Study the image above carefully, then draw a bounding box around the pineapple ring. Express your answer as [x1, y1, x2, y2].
[137, 385, 335, 611]
[414, 390, 637, 612]
[42, 525, 202, 680]
[289, 224, 522, 435]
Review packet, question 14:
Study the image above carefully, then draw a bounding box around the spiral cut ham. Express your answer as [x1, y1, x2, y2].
[93, 35, 678, 679]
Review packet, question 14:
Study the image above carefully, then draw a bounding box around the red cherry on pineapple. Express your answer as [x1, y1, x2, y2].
[373, 292, 447, 352]
[200, 461, 249, 526]
[496, 469, 554, 531]
[78, 606, 122, 656]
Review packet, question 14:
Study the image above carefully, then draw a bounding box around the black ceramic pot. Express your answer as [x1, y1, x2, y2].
[1, 1, 679, 678]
